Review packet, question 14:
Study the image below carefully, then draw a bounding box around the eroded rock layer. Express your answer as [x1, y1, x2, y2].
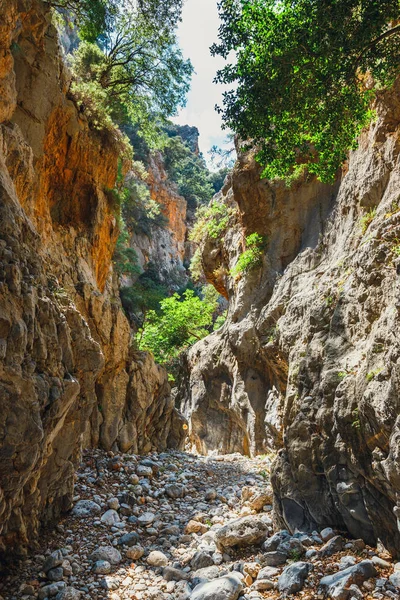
[0, 0, 184, 557]
[179, 83, 400, 555]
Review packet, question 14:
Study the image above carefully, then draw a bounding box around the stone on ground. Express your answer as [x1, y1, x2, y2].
[215, 516, 269, 550]
[190, 573, 244, 600]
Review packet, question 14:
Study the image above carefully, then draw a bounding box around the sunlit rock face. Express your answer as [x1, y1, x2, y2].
[178, 81, 400, 555]
[0, 0, 184, 558]
[131, 152, 188, 284]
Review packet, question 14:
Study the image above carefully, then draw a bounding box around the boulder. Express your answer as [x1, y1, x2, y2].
[190, 573, 244, 600]
[278, 562, 313, 595]
[319, 560, 377, 600]
[215, 516, 269, 550]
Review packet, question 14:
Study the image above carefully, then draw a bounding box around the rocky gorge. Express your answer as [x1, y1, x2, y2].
[177, 81, 400, 556]
[1, 0, 400, 598]
[0, 0, 185, 560]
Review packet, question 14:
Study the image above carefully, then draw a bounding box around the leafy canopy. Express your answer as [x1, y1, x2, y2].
[48, 0, 183, 42]
[60, 0, 192, 147]
[212, 0, 400, 182]
[163, 136, 215, 209]
[70, 4, 192, 134]
[138, 287, 219, 364]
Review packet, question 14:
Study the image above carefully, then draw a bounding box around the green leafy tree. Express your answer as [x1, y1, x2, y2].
[120, 262, 168, 326]
[163, 136, 215, 208]
[138, 288, 218, 364]
[66, 0, 192, 145]
[121, 163, 168, 237]
[208, 167, 230, 193]
[47, 0, 118, 41]
[48, 0, 183, 42]
[212, 0, 400, 183]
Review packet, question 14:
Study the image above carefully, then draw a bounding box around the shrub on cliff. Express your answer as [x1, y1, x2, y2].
[189, 200, 233, 243]
[212, 0, 400, 183]
[230, 233, 267, 278]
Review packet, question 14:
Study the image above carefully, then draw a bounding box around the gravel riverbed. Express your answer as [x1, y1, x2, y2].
[1, 449, 399, 600]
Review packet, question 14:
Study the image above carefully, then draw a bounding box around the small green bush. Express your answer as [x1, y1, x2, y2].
[230, 233, 266, 277]
[360, 208, 377, 234]
[366, 367, 382, 382]
[138, 287, 218, 365]
[189, 200, 232, 244]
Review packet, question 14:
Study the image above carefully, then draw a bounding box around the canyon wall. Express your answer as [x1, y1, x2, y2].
[131, 152, 188, 284]
[178, 83, 400, 555]
[0, 0, 184, 558]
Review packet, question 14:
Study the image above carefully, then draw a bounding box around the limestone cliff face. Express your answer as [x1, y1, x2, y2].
[132, 152, 187, 284]
[0, 0, 184, 557]
[178, 82, 400, 554]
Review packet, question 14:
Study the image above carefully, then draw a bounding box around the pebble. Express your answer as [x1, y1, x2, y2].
[100, 509, 120, 526]
[147, 551, 169, 567]
[2, 448, 396, 600]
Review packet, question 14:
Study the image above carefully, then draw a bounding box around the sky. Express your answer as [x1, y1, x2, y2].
[173, 0, 233, 167]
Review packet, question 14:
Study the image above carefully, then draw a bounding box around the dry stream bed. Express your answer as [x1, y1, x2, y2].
[1, 450, 399, 600]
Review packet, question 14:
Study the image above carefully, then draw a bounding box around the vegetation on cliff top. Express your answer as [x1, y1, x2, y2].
[67, 1, 192, 149]
[52, 0, 229, 374]
[213, 0, 400, 182]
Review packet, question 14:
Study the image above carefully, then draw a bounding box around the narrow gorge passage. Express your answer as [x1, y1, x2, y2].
[1, 449, 399, 600]
[1, 0, 400, 599]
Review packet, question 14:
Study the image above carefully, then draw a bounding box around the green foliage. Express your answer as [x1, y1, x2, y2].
[325, 295, 335, 307]
[214, 310, 227, 330]
[120, 262, 168, 325]
[212, 0, 400, 183]
[138, 287, 219, 365]
[385, 200, 400, 218]
[189, 248, 204, 283]
[360, 207, 377, 234]
[163, 135, 214, 209]
[288, 549, 303, 561]
[49, 0, 184, 42]
[122, 164, 168, 237]
[230, 233, 266, 277]
[366, 367, 383, 382]
[208, 167, 230, 194]
[267, 324, 279, 343]
[190, 200, 232, 243]
[47, 0, 118, 42]
[70, 78, 114, 130]
[67, 0, 192, 145]
[209, 138, 236, 169]
[113, 225, 141, 278]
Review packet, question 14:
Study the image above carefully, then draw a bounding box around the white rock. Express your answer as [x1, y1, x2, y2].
[101, 509, 120, 526]
[147, 551, 169, 567]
